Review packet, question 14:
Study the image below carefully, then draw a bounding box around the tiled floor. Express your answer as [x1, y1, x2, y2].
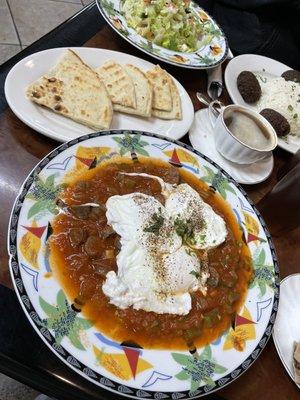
[0, 372, 39, 400]
[0, 0, 93, 65]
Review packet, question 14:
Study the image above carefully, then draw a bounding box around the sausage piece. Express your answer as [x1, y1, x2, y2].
[84, 236, 102, 256]
[69, 228, 87, 247]
[164, 166, 181, 185]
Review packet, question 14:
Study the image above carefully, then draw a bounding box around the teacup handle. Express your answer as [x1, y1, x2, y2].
[208, 100, 224, 128]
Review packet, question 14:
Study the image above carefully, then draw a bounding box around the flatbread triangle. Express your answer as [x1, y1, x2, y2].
[95, 60, 136, 108]
[26, 49, 113, 130]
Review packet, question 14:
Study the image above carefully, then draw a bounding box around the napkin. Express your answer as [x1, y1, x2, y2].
[207, 48, 234, 100]
[207, 65, 223, 99]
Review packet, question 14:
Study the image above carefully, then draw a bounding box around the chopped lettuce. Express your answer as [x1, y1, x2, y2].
[122, 0, 204, 53]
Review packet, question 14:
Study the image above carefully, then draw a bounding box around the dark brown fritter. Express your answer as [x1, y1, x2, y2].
[237, 71, 262, 103]
[260, 108, 290, 137]
[281, 70, 300, 83]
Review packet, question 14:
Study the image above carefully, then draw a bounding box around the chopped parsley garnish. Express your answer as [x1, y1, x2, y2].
[258, 75, 267, 84]
[199, 234, 206, 244]
[293, 113, 298, 119]
[174, 217, 195, 244]
[190, 270, 200, 279]
[185, 248, 195, 256]
[288, 104, 293, 111]
[174, 218, 190, 236]
[144, 209, 164, 235]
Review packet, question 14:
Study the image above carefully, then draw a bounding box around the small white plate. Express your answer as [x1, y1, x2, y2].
[224, 54, 299, 154]
[273, 274, 300, 389]
[189, 108, 273, 185]
[4, 47, 194, 143]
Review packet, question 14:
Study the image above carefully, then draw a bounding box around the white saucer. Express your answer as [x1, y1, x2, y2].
[189, 108, 274, 185]
[273, 274, 300, 389]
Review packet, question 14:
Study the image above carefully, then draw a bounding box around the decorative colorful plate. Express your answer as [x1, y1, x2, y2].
[8, 131, 279, 398]
[96, 0, 228, 69]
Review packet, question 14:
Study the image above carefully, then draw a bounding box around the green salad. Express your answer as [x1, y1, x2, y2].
[122, 0, 204, 53]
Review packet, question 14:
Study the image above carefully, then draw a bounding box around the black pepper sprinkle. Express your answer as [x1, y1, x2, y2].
[32, 91, 41, 98]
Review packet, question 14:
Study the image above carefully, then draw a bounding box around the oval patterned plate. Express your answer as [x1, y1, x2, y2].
[96, 0, 228, 69]
[8, 131, 279, 398]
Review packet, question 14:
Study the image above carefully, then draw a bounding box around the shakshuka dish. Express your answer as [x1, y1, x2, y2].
[49, 157, 253, 350]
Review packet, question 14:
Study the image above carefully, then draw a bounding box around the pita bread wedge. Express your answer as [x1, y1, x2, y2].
[152, 74, 182, 120]
[26, 49, 113, 130]
[95, 60, 136, 108]
[114, 64, 153, 117]
[146, 65, 172, 111]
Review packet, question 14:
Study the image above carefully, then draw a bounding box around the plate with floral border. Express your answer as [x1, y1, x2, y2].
[96, 0, 228, 69]
[8, 130, 279, 398]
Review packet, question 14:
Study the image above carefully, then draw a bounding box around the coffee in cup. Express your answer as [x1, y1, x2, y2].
[224, 109, 273, 151]
[209, 103, 277, 164]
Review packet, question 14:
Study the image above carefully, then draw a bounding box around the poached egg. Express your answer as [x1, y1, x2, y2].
[102, 172, 227, 315]
[166, 183, 227, 250]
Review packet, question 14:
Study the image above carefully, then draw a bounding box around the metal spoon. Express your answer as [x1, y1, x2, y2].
[196, 92, 224, 118]
[196, 92, 211, 107]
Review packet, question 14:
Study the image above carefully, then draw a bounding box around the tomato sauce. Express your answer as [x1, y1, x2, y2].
[49, 157, 253, 350]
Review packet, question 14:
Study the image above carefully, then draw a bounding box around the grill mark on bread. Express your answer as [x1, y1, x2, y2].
[146, 65, 172, 111]
[95, 60, 136, 108]
[26, 49, 112, 129]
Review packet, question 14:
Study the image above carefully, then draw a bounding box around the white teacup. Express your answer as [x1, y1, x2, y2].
[209, 102, 277, 164]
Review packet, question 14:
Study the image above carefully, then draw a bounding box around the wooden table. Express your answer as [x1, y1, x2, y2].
[0, 2, 299, 399]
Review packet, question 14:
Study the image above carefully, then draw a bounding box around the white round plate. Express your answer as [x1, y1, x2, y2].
[8, 130, 279, 398]
[224, 54, 299, 154]
[273, 274, 300, 389]
[96, 0, 228, 69]
[189, 109, 274, 185]
[4, 47, 194, 142]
